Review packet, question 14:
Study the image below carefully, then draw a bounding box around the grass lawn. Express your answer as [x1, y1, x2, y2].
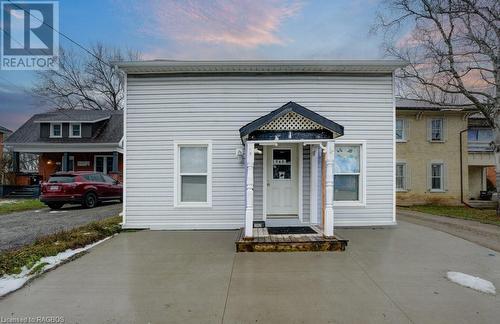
[405, 205, 500, 226]
[0, 199, 45, 215]
[0, 216, 121, 276]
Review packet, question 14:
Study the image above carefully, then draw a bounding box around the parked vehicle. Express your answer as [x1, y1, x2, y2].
[40, 171, 122, 209]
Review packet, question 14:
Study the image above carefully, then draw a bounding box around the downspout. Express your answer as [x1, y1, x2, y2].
[459, 128, 473, 207]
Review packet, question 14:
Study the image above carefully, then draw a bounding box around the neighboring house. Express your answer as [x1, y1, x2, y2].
[467, 113, 496, 201]
[0, 125, 12, 161]
[118, 60, 405, 238]
[395, 98, 495, 206]
[4, 110, 123, 185]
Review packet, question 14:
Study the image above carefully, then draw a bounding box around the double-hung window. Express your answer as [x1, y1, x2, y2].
[396, 162, 407, 191]
[430, 118, 444, 141]
[430, 163, 444, 191]
[395, 118, 406, 142]
[50, 123, 62, 138]
[175, 142, 212, 207]
[70, 123, 81, 138]
[334, 143, 364, 204]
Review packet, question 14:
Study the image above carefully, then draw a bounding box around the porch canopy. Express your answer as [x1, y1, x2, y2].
[239, 102, 344, 239]
[239, 101, 343, 143]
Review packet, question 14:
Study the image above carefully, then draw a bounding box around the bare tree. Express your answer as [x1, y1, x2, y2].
[33, 43, 140, 111]
[374, 0, 499, 211]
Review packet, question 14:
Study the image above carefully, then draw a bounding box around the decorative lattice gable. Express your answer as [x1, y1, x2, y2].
[258, 112, 324, 131]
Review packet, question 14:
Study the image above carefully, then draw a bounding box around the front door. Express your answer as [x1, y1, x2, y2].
[266, 145, 299, 216]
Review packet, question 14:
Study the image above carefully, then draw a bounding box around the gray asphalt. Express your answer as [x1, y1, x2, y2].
[1, 220, 499, 323]
[0, 202, 122, 251]
[398, 208, 500, 252]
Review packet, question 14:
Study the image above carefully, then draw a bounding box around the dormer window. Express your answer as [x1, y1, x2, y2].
[70, 123, 81, 138]
[50, 123, 62, 138]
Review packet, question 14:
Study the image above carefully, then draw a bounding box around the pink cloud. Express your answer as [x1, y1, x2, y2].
[141, 0, 303, 48]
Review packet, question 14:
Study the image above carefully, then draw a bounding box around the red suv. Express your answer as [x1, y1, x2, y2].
[40, 171, 123, 209]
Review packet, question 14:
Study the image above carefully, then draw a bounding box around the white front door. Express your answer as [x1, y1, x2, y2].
[266, 145, 299, 216]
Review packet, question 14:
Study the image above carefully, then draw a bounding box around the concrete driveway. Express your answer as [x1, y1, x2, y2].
[1, 220, 499, 323]
[0, 202, 122, 251]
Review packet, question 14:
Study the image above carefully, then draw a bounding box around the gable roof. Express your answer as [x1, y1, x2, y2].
[5, 110, 123, 145]
[239, 102, 344, 139]
[32, 110, 112, 123]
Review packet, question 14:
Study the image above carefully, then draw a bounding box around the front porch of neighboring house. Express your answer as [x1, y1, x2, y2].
[11, 151, 123, 186]
[236, 102, 349, 251]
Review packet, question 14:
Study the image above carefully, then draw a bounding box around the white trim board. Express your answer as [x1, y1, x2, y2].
[173, 140, 213, 208]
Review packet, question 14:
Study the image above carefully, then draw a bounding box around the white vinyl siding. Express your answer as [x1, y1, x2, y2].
[124, 75, 395, 229]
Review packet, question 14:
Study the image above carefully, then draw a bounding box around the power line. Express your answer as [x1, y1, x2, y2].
[5, 0, 111, 67]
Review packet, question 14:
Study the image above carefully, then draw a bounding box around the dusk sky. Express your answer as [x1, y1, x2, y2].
[0, 0, 399, 131]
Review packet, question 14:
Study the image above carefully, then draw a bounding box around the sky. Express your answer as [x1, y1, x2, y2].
[0, 0, 392, 131]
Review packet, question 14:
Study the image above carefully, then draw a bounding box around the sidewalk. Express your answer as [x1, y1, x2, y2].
[398, 208, 500, 252]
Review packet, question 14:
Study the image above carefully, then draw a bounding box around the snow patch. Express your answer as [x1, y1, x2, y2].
[0, 236, 114, 297]
[446, 271, 496, 295]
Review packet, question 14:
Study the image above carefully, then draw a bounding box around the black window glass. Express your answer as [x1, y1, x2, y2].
[48, 176, 75, 183]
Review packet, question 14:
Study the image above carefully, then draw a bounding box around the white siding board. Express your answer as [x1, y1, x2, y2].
[124, 75, 395, 229]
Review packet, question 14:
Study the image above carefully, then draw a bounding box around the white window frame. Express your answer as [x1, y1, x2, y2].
[333, 140, 366, 207]
[430, 162, 444, 192]
[174, 140, 212, 208]
[430, 118, 444, 142]
[395, 162, 407, 192]
[94, 155, 113, 174]
[69, 123, 81, 138]
[395, 118, 406, 142]
[50, 123, 62, 138]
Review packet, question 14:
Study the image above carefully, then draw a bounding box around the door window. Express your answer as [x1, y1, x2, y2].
[272, 149, 291, 180]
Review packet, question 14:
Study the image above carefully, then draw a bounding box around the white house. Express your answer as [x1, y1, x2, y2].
[117, 60, 404, 239]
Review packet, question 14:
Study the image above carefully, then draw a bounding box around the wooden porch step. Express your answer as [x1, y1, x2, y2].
[235, 228, 348, 252]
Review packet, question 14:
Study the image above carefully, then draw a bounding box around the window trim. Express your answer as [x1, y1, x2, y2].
[395, 118, 406, 142]
[174, 140, 212, 208]
[395, 161, 407, 192]
[333, 140, 366, 207]
[69, 123, 82, 138]
[50, 123, 62, 138]
[430, 162, 444, 192]
[430, 118, 444, 142]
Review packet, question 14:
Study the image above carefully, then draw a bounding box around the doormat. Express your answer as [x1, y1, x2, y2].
[267, 226, 317, 235]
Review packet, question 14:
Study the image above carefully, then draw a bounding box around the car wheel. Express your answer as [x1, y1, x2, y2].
[83, 192, 97, 209]
[47, 203, 63, 210]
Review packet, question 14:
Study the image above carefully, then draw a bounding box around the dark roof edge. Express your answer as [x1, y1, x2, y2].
[239, 101, 344, 138]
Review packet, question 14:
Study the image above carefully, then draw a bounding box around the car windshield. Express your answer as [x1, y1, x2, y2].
[48, 176, 75, 183]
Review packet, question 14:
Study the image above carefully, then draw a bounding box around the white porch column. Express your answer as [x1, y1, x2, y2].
[324, 141, 335, 237]
[244, 142, 255, 239]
